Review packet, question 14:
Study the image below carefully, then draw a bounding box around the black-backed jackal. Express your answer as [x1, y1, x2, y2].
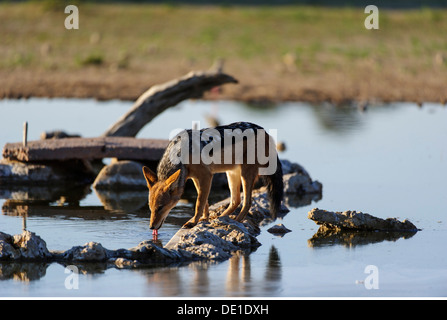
[142, 122, 283, 233]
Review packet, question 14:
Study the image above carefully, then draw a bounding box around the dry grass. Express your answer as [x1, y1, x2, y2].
[1, 2, 447, 103]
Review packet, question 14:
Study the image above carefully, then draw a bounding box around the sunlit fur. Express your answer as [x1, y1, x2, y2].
[142, 122, 283, 230]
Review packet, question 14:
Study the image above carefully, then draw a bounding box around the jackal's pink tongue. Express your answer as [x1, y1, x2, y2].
[152, 229, 158, 236]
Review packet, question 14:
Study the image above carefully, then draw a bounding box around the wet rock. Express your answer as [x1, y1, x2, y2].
[59, 242, 108, 262]
[0, 159, 66, 183]
[180, 241, 232, 261]
[267, 224, 292, 235]
[250, 189, 290, 222]
[308, 227, 417, 248]
[0, 232, 21, 260]
[92, 160, 147, 189]
[283, 172, 322, 195]
[0, 231, 53, 261]
[280, 160, 322, 208]
[174, 226, 235, 261]
[128, 240, 181, 262]
[210, 216, 260, 248]
[0, 159, 95, 184]
[280, 159, 304, 174]
[13, 231, 52, 260]
[167, 216, 261, 261]
[307, 209, 420, 248]
[113, 257, 141, 269]
[308, 208, 419, 232]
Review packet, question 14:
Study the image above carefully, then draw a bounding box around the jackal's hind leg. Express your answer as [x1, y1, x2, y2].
[183, 175, 212, 228]
[220, 170, 241, 217]
[235, 170, 257, 222]
[199, 202, 209, 222]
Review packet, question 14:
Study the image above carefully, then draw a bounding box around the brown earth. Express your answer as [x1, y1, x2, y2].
[2, 66, 446, 105]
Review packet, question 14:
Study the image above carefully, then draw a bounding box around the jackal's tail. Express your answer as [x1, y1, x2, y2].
[261, 156, 283, 219]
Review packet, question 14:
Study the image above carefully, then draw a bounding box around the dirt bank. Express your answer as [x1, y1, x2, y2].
[2, 67, 446, 105]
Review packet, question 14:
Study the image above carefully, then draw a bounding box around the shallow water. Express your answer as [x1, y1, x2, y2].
[0, 98, 446, 297]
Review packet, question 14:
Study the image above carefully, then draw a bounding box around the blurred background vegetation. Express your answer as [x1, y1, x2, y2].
[2, 1, 446, 69]
[1, 0, 446, 101]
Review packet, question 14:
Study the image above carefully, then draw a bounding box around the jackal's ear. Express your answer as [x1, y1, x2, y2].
[142, 166, 157, 189]
[163, 169, 181, 193]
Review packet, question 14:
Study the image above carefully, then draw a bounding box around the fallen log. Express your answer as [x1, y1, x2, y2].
[2, 137, 168, 162]
[102, 69, 238, 137]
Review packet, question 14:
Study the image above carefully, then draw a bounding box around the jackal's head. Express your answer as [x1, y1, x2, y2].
[142, 166, 183, 231]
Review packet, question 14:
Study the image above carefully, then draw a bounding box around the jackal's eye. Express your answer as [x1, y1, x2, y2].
[157, 205, 164, 212]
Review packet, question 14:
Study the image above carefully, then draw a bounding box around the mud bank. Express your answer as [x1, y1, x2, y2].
[2, 69, 447, 105]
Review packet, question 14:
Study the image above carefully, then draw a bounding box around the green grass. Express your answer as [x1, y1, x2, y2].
[76, 52, 105, 66]
[1, 2, 446, 74]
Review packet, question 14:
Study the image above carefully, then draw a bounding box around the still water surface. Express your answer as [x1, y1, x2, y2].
[0, 98, 446, 297]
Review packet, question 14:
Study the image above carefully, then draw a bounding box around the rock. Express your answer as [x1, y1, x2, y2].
[113, 257, 141, 269]
[283, 172, 322, 195]
[1, 231, 54, 261]
[128, 240, 181, 262]
[12, 231, 52, 260]
[0, 232, 21, 260]
[308, 208, 419, 232]
[0, 159, 95, 184]
[168, 216, 261, 261]
[267, 224, 292, 235]
[308, 227, 417, 248]
[280, 159, 307, 175]
[250, 188, 290, 222]
[92, 160, 147, 189]
[174, 227, 235, 261]
[60, 242, 109, 262]
[0, 159, 66, 183]
[209, 216, 260, 248]
[279, 159, 322, 197]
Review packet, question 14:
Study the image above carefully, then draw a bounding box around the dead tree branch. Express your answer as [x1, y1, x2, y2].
[102, 69, 238, 137]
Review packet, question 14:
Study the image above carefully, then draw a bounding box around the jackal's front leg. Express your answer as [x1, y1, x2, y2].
[183, 175, 212, 228]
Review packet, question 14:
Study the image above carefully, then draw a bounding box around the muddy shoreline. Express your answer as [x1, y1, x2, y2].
[2, 69, 446, 105]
